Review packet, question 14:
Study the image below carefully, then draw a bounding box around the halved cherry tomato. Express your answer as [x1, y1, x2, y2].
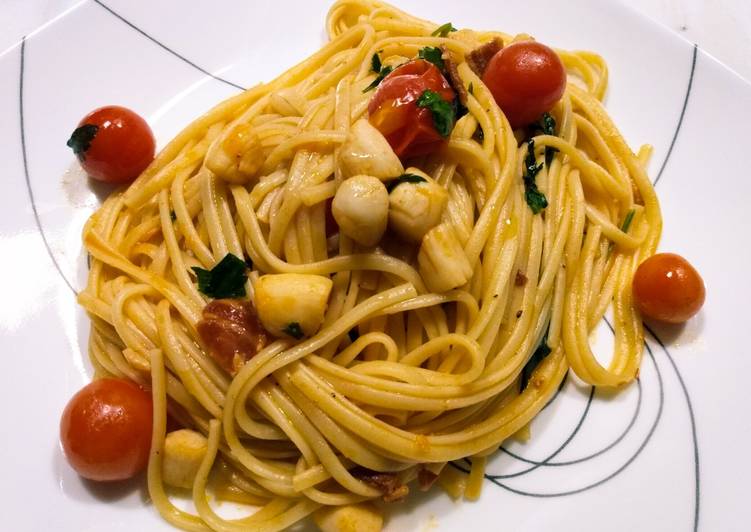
[67, 105, 155, 184]
[632, 253, 705, 324]
[482, 41, 566, 128]
[368, 59, 455, 158]
[60, 378, 153, 481]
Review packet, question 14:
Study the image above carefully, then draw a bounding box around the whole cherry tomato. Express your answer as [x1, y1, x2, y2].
[632, 253, 705, 324]
[368, 59, 456, 158]
[60, 378, 153, 481]
[67, 105, 155, 184]
[482, 41, 566, 128]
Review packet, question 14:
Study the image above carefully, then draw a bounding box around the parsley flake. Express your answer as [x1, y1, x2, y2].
[191, 253, 248, 298]
[416, 89, 456, 137]
[363, 65, 394, 92]
[529, 112, 559, 165]
[621, 209, 635, 233]
[283, 322, 304, 340]
[387, 173, 427, 193]
[431, 22, 457, 37]
[523, 140, 548, 214]
[418, 46, 444, 70]
[66, 124, 99, 161]
[371, 53, 382, 73]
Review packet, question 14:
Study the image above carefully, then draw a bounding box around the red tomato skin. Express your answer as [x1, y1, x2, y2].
[75, 106, 155, 184]
[482, 41, 566, 128]
[60, 378, 153, 481]
[632, 253, 706, 324]
[368, 60, 455, 158]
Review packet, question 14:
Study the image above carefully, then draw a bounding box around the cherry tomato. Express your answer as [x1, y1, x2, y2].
[67, 105, 155, 184]
[632, 253, 705, 324]
[482, 41, 566, 129]
[60, 378, 153, 481]
[368, 59, 455, 158]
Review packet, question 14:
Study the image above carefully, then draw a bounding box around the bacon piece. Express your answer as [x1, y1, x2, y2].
[466, 38, 504, 77]
[352, 468, 409, 502]
[417, 467, 439, 491]
[197, 299, 270, 375]
[515, 270, 528, 286]
[439, 47, 468, 108]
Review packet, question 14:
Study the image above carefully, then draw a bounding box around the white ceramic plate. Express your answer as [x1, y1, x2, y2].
[1, 0, 749, 530]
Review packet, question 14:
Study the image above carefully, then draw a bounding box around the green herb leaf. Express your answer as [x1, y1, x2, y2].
[371, 53, 382, 73]
[541, 112, 558, 165]
[621, 209, 635, 233]
[520, 330, 551, 391]
[191, 253, 248, 298]
[528, 113, 559, 166]
[416, 89, 456, 137]
[283, 322, 304, 340]
[387, 173, 427, 193]
[363, 65, 394, 92]
[418, 46, 444, 70]
[431, 22, 457, 37]
[66, 124, 99, 161]
[523, 140, 548, 214]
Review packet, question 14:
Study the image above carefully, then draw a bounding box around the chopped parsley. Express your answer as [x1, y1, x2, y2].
[191, 253, 248, 298]
[371, 53, 382, 73]
[431, 22, 457, 37]
[540, 112, 558, 165]
[418, 46, 444, 70]
[66, 124, 98, 161]
[621, 209, 636, 233]
[416, 89, 456, 138]
[528, 112, 559, 165]
[363, 64, 394, 92]
[283, 322, 304, 340]
[523, 140, 548, 214]
[520, 330, 551, 391]
[387, 173, 427, 193]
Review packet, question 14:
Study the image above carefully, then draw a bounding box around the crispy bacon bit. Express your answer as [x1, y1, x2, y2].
[417, 467, 439, 491]
[466, 38, 504, 77]
[515, 270, 528, 286]
[441, 47, 468, 107]
[352, 468, 409, 502]
[197, 299, 270, 375]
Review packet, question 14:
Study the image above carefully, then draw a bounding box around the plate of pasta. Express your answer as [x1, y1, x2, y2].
[1, 0, 749, 530]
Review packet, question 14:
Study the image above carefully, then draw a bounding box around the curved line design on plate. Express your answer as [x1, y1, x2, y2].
[646, 324, 700, 532]
[654, 43, 698, 186]
[451, 325, 700, 531]
[18, 37, 77, 295]
[450, 329, 665, 495]
[93, 0, 246, 91]
[500, 373, 643, 467]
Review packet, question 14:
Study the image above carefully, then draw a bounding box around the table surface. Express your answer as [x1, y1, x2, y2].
[2, 0, 751, 83]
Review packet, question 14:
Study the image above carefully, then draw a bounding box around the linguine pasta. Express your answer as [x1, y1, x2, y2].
[77, 1, 661, 529]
